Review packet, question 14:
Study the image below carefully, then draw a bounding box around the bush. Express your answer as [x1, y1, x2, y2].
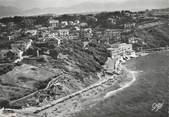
[0, 65, 14, 75]
[0, 99, 10, 108]
[34, 78, 51, 90]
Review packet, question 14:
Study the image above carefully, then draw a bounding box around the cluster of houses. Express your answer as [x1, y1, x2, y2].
[49, 19, 82, 29]
[0, 39, 33, 63]
[0, 19, 139, 63]
[30, 18, 138, 47]
[0, 9, 160, 63]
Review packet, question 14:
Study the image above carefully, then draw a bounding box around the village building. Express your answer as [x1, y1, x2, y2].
[128, 36, 141, 44]
[108, 43, 133, 58]
[48, 32, 59, 38]
[79, 22, 88, 28]
[125, 12, 132, 17]
[79, 28, 93, 40]
[73, 26, 80, 31]
[68, 21, 75, 26]
[104, 29, 123, 44]
[35, 25, 42, 29]
[93, 30, 103, 42]
[0, 23, 6, 27]
[88, 16, 98, 22]
[124, 22, 136, 29]
[107, 18, 117, 25]
[128, 36, 146, 46]
[47, 38, 61, 47]
[57, 29, 69, 37]
[7, 22, 16, 30]
[68, 34, 79, 40]
[49, 19, 59, 28]
[61, 21, 68, 28]
[38, 27, 48, 31]
[74, 20, 80, 24]
[8, 36, 15, 40]
[25, 29, 38, 36]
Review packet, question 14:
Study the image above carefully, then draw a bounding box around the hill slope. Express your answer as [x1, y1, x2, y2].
[135, 24, 169, 48]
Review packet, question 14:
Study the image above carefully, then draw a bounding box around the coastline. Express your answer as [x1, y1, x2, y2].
[72, 50, 169, 117]
[103, 50, 150, 99]
[0, 52, 147, 117]
[104, 65, 137, 98]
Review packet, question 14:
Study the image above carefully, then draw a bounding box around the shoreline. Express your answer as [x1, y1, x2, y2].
[103, 50, 150, 99]
[1, 52, 147, 117]
[72, 50, 169, 117]
[104, 66, 137, 98]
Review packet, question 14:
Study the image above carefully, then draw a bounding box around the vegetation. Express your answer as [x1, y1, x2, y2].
[0, 99, 10, 108]
[34, 78, 52, 90]
[0, 64, 15, 75]
[135, 24, 169, 49]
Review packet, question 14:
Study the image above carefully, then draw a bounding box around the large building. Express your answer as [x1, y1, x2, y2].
[108, 43, 133, 58]
[79, 28, 93, 41]
[104, 29, 123, 44]
[124, 22, 136, 29]
[57, 29, 69, 37]
[49, 19, 59, 28]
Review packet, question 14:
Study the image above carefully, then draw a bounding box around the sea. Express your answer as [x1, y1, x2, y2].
[73, 51, 169, 117]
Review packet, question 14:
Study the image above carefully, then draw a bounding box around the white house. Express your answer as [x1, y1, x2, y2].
[57, 29, 69, 37]
[26, 30, 38, 36]
[49, 20, 59, 28]
[108, 43, 133, 58]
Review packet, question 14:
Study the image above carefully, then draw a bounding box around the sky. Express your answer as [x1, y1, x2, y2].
[0, 0, 168, 10]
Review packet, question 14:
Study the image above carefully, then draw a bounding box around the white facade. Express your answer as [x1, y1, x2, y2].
[108, 43, 133, 58]
[57, 29, 69, 36]
[61, 21, 68, 27]
[49, 20, 59, 28]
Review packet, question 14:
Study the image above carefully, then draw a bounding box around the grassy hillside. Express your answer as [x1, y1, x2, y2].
[135, 24, 169, 49]
[0, 40, 110, 108]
